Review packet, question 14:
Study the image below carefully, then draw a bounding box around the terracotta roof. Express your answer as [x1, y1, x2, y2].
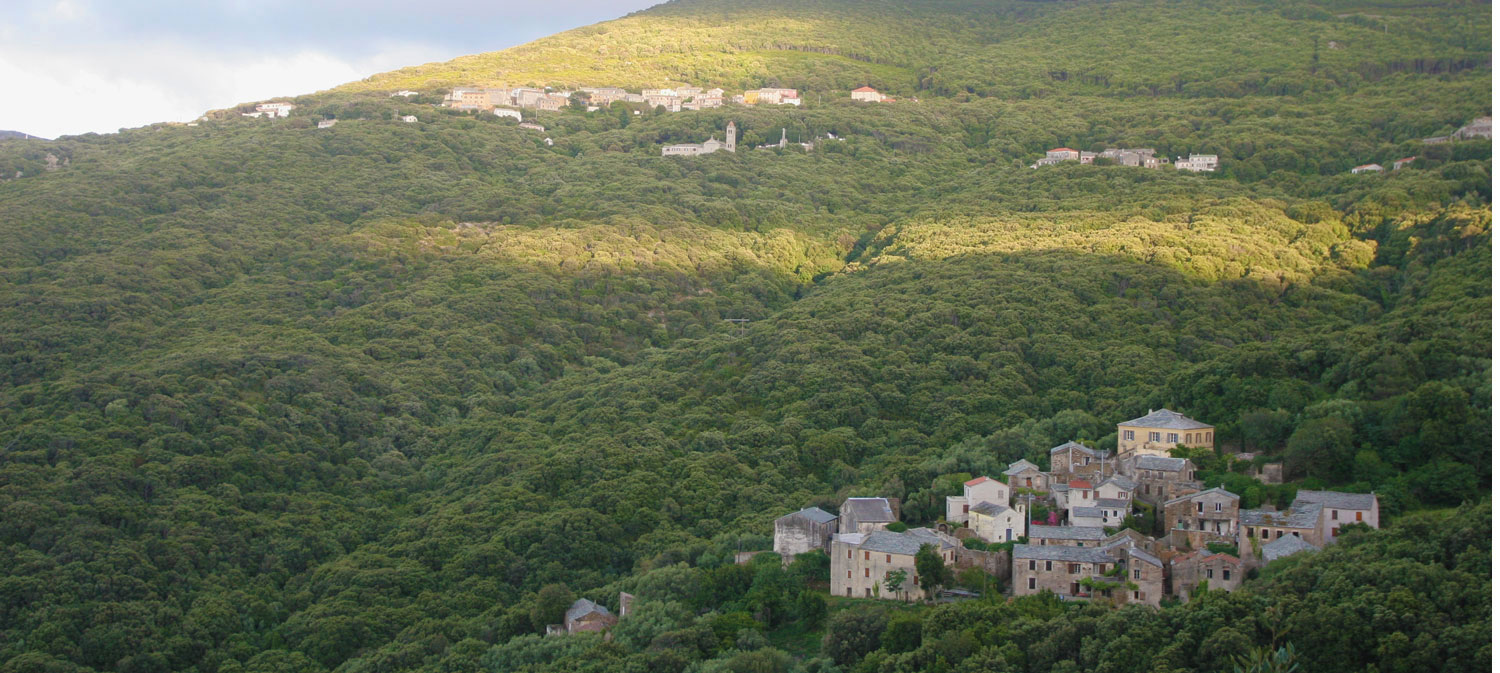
[1068, 479, 1092, 489]
[1049, 147, 1076, 152]
[965, 476, 998, 487]
[852, 86, 878, 92]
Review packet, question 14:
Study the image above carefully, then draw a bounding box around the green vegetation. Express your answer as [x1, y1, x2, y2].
[0, 0, 1490, 671]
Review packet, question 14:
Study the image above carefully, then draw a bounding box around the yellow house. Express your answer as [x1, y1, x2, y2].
[742, 90, 761, 105]
[1117, 408, 1213, 460]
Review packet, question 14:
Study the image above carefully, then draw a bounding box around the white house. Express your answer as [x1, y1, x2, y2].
[851, 86, 883, 102]
[401, 115, 418, 123]
[1292, 490, 1378, 542]
[316, 119, 337, 129]
[494, 108, 523, 121]
[1175, 154, 1219, 172]
[1350, 163, 1384, 174]
[970, 502, 1027, 543]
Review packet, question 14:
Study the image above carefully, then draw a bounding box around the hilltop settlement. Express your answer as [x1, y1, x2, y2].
[771, 409, 1378, 606]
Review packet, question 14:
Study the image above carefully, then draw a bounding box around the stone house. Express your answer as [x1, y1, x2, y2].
[1117, 409, 1214, 460]
[1004, 458, 1049, 493]
[1098, 475, 1135, 502]
[1127, 456, 1199, 505]
[1029, 525, 1107, 547]
[970, 501, 1026, 543]
[851, 86, 883, 102]
[1170, 550, 1241, 601]
[1050, 441, 1111, 478]
[1292, 490, 1379, 542]
[565, 598, 617, 634]
[1163, 487, 1239, 547]
[1239, 501, 1324, 559]
[774, 506, 838, 560]
[512, 88, 549, 108]
[536, 94, 570, 112]
[581, 87, 628, 106]
[839, 496, 899, 534]
[830, 528, 957, 601]
[1107, 546, 1165, 606]
[1011, 544, 1116, 599]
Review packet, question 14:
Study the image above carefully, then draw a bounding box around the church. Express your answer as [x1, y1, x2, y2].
[661, 121, 736, 156]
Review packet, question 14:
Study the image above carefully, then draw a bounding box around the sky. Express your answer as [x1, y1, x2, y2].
[0, 0, 659, 139]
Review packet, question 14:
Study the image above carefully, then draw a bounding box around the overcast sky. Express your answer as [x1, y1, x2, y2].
[1, 0, 659, 139]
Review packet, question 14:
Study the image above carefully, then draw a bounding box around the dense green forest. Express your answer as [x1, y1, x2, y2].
[0, 0, 1490, 671]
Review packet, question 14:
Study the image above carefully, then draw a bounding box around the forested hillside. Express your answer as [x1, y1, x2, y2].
[0, 0, 1490, 671]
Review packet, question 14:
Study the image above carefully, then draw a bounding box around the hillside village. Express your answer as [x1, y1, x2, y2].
[769, 408, 1378, 607]
[219, 84, 1491, 176]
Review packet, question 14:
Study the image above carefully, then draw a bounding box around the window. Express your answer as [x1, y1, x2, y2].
[1277, 531, 1285, 539]
[1222, 569, 1231, 580]
[1046, 561, 1053, 572]
[963, 504, 969, 514]
[1332, 510, 1339, 520]
[847, 587, 852, 596]
[847, 571, 851, 579]
[864, 551, 869, 560]
[1215, 502, 1222, 512]
[1356, 511, 1363, 522]
[865, 588, 871, 597]
[1261, 529, 1269, 539]
[1167, 433, 1178, 443]
[1084, 457, 1091, 465]
[1093, 490, 1099, 499]
[1133, 568, 1141, 579]
[864, 568, 869, 578]
[1029, 560, 1036, 571]
[1068, 563, 1080, 574]
[1149, 432, 1161, 442]
[1134, 591, 1141, 600]
[886, 554, 891, 563]
[1076, 542, 1084, 547]
[1028, 577, 1036, 590]
[848, 550, 852, 559]
[1205, 568, 1212, 579]
[1124, 430, 1134, 441]
[1197, 502, 1204, 513]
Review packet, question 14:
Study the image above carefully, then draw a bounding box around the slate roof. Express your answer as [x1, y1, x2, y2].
[1293, 490, 1377, 511]
[1127, 547, 1163, 568]
[1240, 501, 1322, 529]
[1118, 408, 1213, 430]
[1072, 506, 1105, 518]
[1103, 476, 1137, 491]
[1164, 487, 1240, 507]
[777, 506, 837, 525]
[843, 497, 896, 522]
[1004, 459, 1040, 476]
[971, 501, 1009, 516]
[1013, 544, 1115, 563]
[566, 598, 613, 623]
[1050, 441, 1109, 458]
[859, 529, 953, 556]
[1135, 456, 1189, 472]
[1261, 534, 1317, 561]
[1095, 498, 1130, 509]
[1029, 525, 1108, 541]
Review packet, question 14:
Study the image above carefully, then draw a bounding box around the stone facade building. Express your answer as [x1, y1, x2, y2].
[1011, 544, 1115, 599]
[1049, 441, 1111, 478]
[1127, 456, 1199, 505]
[851, 86, 883, 102]
[1163, 487, 1239, 548]
[839, 496, 899, 534]
[564, 598, 617, 634]
[831, 529, 957, 601]
[1005, 459, 1049, 492]
[970, 501, 1026, 543]
[773, 506, 838, 561]
[1239, 501, 1324, 559]
[1170, 550, 1242, 601]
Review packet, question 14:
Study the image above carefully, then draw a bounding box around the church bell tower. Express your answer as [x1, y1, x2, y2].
[725, 121, 736, 152]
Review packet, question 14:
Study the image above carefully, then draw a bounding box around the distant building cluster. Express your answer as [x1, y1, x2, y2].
[242, 102, 294, 119]
[1357, 116, 1488, 174]
[662, 121, 736, 156]
[1032, 147, 1218, 172]
[768, 407, 1379, 608]
[441, 84, 802, 118]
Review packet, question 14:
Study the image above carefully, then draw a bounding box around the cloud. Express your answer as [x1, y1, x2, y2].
[0, 0, 658, 138]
